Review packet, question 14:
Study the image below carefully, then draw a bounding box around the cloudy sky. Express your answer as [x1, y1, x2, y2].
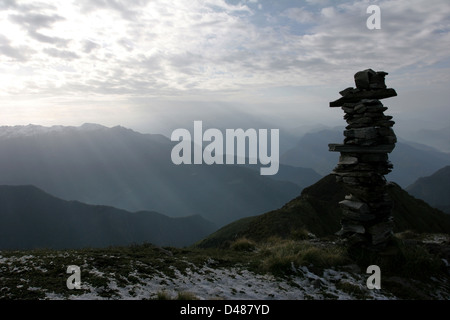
[0, 0, 449, 140]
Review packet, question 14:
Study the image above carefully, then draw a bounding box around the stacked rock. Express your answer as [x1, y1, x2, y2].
[329, 69, 397, 248]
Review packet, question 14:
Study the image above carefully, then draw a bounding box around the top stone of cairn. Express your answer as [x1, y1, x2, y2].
[330, 69, 397, 107]
[354, 69, 387, 90]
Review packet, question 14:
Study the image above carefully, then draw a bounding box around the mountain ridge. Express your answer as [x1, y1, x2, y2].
[0, 184, 216, 250]
[0, 123, 304, 226]
[406, 166, 450, 213]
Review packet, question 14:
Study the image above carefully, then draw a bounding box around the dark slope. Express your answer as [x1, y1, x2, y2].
[196, 175, 450, 248]
[0, 185, 216, 250]
[406, 166, 450, 213]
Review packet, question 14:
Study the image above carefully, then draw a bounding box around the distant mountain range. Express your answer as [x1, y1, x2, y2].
[1, 123, 448, 250]
[0, 124, 309, 227]
[0, 185, 216, 250]
[280, 128, 342, 176]
[401, 125, 450, 153]
[196, 174, 450, 248]
[406, 166, 450, 214]
[280, 128, 450, 187]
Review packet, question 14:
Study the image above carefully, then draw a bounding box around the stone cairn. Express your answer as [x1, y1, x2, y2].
[329, 69, 397, 248]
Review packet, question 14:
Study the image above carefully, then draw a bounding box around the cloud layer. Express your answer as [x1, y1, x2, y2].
[0, 0, 449, 131]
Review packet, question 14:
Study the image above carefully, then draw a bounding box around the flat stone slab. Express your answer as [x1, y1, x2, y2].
[329, 88, 397, 107]
[344, 127, 379, 139]
[342, 209, 376, 222]
[368, 218, 394, 246]
[328, 143, 395, 153]
[339, 199, 371, 214]
[339, 221, 365, 234]
[338, 155, 358, 165]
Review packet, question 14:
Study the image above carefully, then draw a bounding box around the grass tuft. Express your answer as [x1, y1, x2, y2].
[230, 237, 256, 252]
[176, 291, 199, 300]
[259, 239, 350, 276]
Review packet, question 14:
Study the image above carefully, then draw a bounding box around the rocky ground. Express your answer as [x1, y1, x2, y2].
[1, 234, 449, 300]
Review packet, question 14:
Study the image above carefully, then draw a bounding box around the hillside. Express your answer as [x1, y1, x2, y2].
[0, 185, 216, 250]
[406, 166, 450, 213]
[196, 175, 450, 248]
[0, 124, 302, 226]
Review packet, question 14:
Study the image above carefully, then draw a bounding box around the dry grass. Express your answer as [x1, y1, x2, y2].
[258, 239, 350, 275]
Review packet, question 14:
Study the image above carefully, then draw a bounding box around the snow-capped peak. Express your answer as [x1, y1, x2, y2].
[0, 123, 109, 139]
